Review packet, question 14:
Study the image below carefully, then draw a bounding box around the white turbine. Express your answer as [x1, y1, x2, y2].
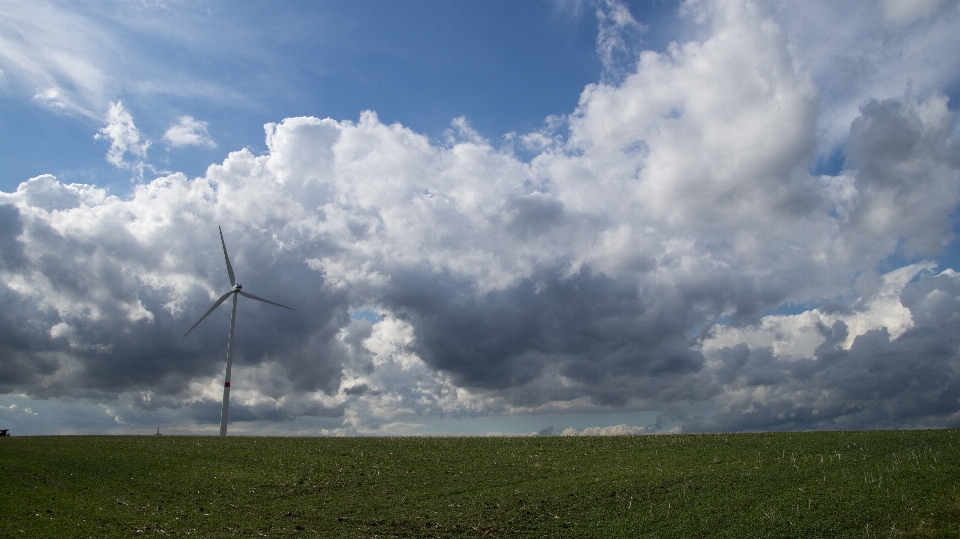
[185, 226, 293, 436]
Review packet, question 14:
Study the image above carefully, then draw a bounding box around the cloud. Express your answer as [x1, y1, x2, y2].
[1, 0, 959, 434]
[771, 0, 960, 157]
[560, 424, 650, 436]
[94, 101, 150, 175]
[0, 0, 111, 117]
[594, 0, 645, 82]
[879, 0, 950, 28]
[844, 92, 959, 256]
[163, 116, 216, 149]
[0, 0, 250, 119]
[688, 268, 960, 432]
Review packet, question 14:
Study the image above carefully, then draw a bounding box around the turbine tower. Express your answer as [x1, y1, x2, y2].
[185, 226, 293, 436]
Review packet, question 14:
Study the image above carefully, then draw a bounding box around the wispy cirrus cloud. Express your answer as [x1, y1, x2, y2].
[0, 0, 252, 120]
[0, 0, 113, 118]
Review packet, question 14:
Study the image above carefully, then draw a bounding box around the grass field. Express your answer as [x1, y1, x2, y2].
[2, 430, 958, 538]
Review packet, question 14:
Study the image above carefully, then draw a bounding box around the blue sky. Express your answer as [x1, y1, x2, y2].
[2, 0, 680, 192]
[2, 0, 960, 437]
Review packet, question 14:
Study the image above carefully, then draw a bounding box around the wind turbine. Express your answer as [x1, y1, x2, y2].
[185, 226, 293, 436]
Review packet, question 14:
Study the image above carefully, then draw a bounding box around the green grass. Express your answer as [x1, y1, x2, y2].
[2, 430, 958, 538]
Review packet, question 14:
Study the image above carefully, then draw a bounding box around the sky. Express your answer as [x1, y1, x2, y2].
[1, 0, 959, 437]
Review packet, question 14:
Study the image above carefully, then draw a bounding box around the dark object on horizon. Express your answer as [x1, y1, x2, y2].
[0, 429, 10, 436]
[155, 428, 162, 436]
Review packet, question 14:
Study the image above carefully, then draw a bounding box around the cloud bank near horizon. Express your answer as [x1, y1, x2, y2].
[1, 0, 960, 435]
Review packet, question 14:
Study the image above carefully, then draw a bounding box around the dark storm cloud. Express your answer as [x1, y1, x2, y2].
[0, 280, 65, 393]
[385, 267, 705, 405]
[684, 272, 960, 432]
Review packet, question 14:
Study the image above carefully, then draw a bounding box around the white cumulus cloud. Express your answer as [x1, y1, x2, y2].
[163, 116, 216, 149]
[561, 424, 650, 436]
[94, 101, 150, 175]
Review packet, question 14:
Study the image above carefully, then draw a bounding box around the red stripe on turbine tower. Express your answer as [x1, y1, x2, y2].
[224, 382, 230, 387]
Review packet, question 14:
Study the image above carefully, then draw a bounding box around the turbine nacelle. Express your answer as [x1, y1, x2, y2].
[232, 283, 242, 292]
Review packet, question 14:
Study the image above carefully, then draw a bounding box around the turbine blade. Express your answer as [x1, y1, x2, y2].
[238, 290, 294, 310]
[219, 226, 236, 286]
[184, 291, 234, 336]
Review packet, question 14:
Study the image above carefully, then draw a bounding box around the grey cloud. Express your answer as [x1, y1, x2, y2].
[498, 193, 566, 240]
[535, 425, 555, 436]
[385, 267, 705, 407]
[688, 272, 960, 432]
[844, 93, 960, 255]
[343, 384, 372, 396]
[0, 205, 27, 270]
[225, 399, 345, 424]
